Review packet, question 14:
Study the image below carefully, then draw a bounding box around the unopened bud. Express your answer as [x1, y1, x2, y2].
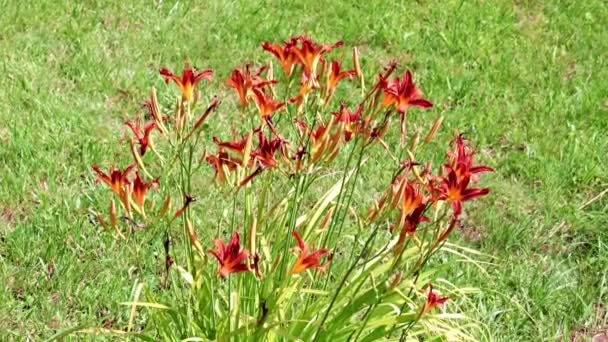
[424, 116, 444, 144]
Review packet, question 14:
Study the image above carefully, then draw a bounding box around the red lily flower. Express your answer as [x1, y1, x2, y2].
[440, 167, 490, 216]
[227, 65, 277, 108]
[447, 135, 494, 181]
[324, 60, 356, 103]
[382, 70, 433, 142]
[125, 120, 158, 156]
[131, 172, 159, 208]
[401, 182, 426, 216]
[252, 88, 285, 119]
[423, 284, 449, 314]
[291, 231, 331, 274]
[206, 149, 242, 183]
[213, 134, 249, 157]
[251, 130, 287, 169]
[160, 62, 213, 102]
[262, 37, 300, 76]
[209, 232, 250, 279]
[382, 70, 433, 113]
[291, 37, 343, 83]
[396, 203, 430, 246]
[394, 183, 429, 240]
[92, 164, 135, 197]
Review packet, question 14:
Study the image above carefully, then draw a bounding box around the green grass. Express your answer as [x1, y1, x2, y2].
[1, 0, 607, 340]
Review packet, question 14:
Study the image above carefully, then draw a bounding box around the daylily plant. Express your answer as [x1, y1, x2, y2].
[90, 36, 492, 341]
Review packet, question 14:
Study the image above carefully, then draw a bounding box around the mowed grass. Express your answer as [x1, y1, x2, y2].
[1, 0, 607, 340]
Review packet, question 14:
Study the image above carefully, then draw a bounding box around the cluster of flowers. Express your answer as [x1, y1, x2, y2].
[91, 36, 492, 320]
[368, 134, 493, 252]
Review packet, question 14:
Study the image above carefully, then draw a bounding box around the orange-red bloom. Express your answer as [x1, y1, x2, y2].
[251, 130, 287, 170]
[125, 120, 158, 156]
[440, 167, 490, 216]
[131, 172, 159, 208]
[209, 232, 250, 279]
[226, 65, 277, 107]
[423, 284, 449, 314]
[324, 60, 356, 103]
[394, 182, 430, 242]
[262, 38, 300, 76]
[252, 89, 285, 119]
[382, 70, 433, 114]
[291, 37, 343, 83]
[226, 65, 278, 107]
[92, 164, 135, 197]
[291, 231, 330, 274]
[160, 62, 213, 102]
[447, 135, 494, 181]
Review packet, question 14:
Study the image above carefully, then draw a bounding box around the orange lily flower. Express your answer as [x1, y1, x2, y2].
[262, 37, 300, 76]
[423, 284, 449, 314]
[291, 37, 343, 84]
[160, 62, 213, 102]
[92, 164, 135, 197]
[209, 232, 250, 279]
[324, 60, 356, 103]
[252, 88, 285, 119]
[125, 120, 158, 156]
[291, 231, 331, 274]
[226, 65, 277, 107]
[394, 183, 429, 239]
[131, 172, 159, 209]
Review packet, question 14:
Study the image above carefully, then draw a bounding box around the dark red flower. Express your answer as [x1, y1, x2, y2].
[423, 284, 449, 314]
[213, 134, 250, 158]
[251, 130, 287, 170]
[209, 232, 250, 279]
[291, 231, 331, 274]
[160, 62, 213, 102]
[125, 120, 158, 156]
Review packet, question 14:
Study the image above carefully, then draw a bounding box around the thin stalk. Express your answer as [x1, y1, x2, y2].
[313, 229, 378, 341]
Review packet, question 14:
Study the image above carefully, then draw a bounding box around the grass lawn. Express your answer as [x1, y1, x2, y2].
[1, 0, 607, 340]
